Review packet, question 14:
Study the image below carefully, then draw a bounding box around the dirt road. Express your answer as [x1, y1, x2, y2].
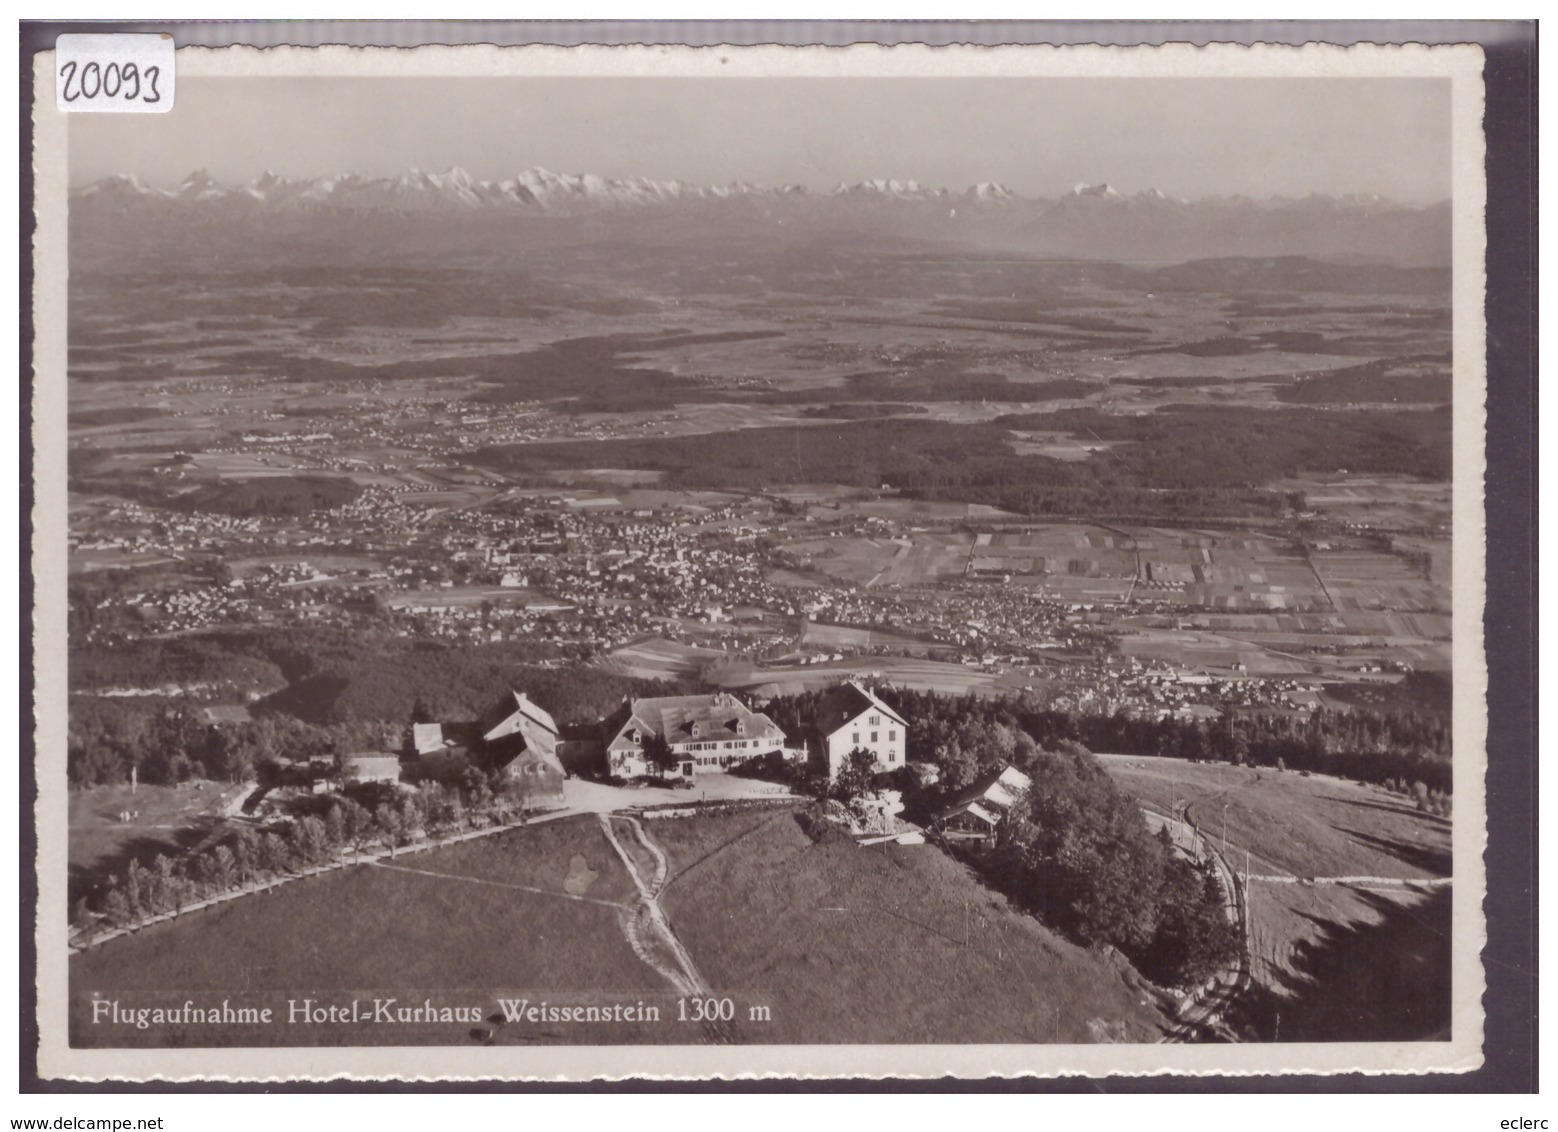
[596, 813, 705, 996]
[596, 814, 735, 1043]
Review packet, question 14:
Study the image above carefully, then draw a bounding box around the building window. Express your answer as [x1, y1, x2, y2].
[869, 715, 880, 726]
[889, 730, 896, 742]
[851, 732, 859, 745]
[888, 750, 896, 763]
[871, 731, 879, 743]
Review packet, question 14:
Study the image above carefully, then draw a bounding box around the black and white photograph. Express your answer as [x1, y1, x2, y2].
[30, 38, 1492, 1082]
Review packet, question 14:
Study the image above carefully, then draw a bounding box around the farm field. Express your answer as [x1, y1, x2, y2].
[1008, 430, 1126, 460]
[651, 809, 1174, 1043]
[1151, 610, 1452, 639]
[712, 655, 1009, 698]
[603, 636, 729, 680]
[827, 498, 1025, 523]
[969, 525, 1136, 581]
[1098, 755, 1451, 1041]
[1128, 528, 1324, 611]
[1274, 474, 1451, 532]
[1113, 628, 1312, 676]
[800, 621, 937, 653]
[386, 584, 560, 611]
[1311, 548, 1446, 613]
[780, 534, 972, 588]
[1112, 611, 1452, 675]
[772, 521, 1441, 619]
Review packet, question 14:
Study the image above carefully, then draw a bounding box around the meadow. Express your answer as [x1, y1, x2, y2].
[1097, 755, 1452, 1040]
[651, 809, 1173, 1043]
[70, 815, 663, 1047]
[70, 807, 1176, 1046]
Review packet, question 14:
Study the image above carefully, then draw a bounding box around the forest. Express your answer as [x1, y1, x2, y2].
[66, 470, 361, 519]
[763, 685, 1452, 796]
[69, 625, 1451, 796]
[474, 404, 1449, 518]
[992, 743, 1239, 988]
[67, 630, 689, 788]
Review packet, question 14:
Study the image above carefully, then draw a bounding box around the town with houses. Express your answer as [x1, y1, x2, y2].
[70, 454, 1381, 725]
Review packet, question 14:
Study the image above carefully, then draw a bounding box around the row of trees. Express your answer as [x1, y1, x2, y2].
[67, 628, 697, 789]
[991, 743, 1240, 989]
[918, 691, 1447, 794]
[68, 698, 397, 789]
[79, 772, 545, 937]
[762, 686, 1451, 798]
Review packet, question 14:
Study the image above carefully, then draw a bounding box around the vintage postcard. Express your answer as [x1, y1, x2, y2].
[32, 40, 1488, 1081]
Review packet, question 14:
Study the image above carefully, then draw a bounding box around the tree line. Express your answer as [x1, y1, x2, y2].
[68, 628, 695, 788]
[993, 742, 1240, 988]
[761, 686, 1450, 797]
[76, 771, 548, 939]
[474, 404, 1449, 520]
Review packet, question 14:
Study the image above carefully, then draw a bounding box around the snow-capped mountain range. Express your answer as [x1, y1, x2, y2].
[70, 166, 1452, 266]
[74, 166, 1429, 213]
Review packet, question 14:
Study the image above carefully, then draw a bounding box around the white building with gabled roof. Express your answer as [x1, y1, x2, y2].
[813, 680, 909, 780]
[601, 691, 791, 778]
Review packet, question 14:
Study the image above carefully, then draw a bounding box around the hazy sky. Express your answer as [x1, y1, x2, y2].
[69, 76, 1452, 201]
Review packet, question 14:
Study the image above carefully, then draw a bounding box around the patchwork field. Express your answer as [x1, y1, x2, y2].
[969, 526, 1136, 579]
[1130, 528, 1324, 611]
[1311, 548, 1446, 613]
[1274, 474, 1451, 532]
[775, 522, 1441, 621]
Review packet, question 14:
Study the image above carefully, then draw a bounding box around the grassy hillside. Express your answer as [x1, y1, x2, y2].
[1099, 755, 1452, 1041]
[1096, 755, 1450, 881]
[70, 816, 662, 1048]
[70, 808, 1175, 1047]
[652, 810, 1173, 1044]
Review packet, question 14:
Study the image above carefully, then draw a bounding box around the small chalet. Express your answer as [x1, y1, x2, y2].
[813, 681, 908, 780]
[938, 763, 1033, 844]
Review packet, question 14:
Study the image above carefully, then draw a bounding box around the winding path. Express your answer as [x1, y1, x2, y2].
[595, 813, 706, 997]
[596, 813, 736, 1043]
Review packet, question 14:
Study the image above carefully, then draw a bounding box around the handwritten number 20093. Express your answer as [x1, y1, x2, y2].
[60, 60, 161, 104]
